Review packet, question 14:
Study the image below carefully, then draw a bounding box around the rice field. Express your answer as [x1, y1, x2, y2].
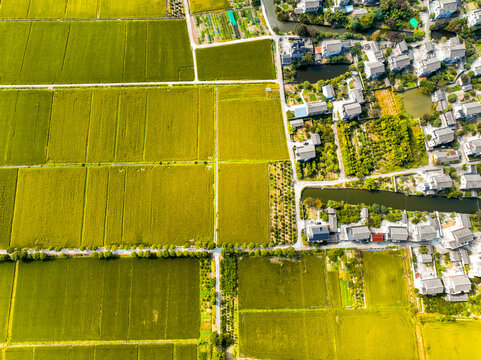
[196, 39, 276, 80]
[7, 258, 199, 342]
[362, 250, 408, 307]
[189, 0, 231, 13]
[4, 165, 214, 248]
[218, 163, 269, 245]
[0, 0, 167, 19]
[422, 320, 481, 360]
[238, 256, 328, 309]
[0, 20, 194, 84]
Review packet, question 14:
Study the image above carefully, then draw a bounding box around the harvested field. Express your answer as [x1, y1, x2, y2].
[362, 251, 408, 307]
[197, 40, 276, 80]
[238, 256, 328, 309]
[6, 165, 213, 248]
[189, 0, 231, 13]
[0, 20, 194, 84]
[239, 310, 336, 360]
[374, 89, 403, 115]
[218, 163, 269, 245]
[337, 310, 418, 360]
[422, 320, 481, 360]
[10, 258, 200, 341]
[0, 0, 167, 19]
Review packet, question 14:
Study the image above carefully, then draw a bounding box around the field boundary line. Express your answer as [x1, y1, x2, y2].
[6, 262, 18, 342]
[238, 308, 331, 313]
[126, 261, 134, 339]
[0, 339, 199, 348]
[0, 17, 177, 22]
[101, 169, 110, 247]
[142, 92, 149, 161]
[17, 22, 33, 81]
[214, 87, 219, 245]
[7, 169, 19, 248]
[79, 167, 89, 248]
[84, 91, 93, 163]
[113, 93, 121, 161]
[58, 22, 72, 81]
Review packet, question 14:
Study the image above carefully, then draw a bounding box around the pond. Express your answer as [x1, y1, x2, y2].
[400, 88, 433, 118]
[297, 63, 350, 83]
[431, 30, 456, 41]
[301, 188, 480, 214]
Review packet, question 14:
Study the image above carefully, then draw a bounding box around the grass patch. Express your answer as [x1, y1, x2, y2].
[422, 321, 481, 360]
[0, 0, 166, 18]
[362, 251, 408, 307]
[218, 163, 269, 245]
[189, 0, 231, 13]
[238, 256, 328, 309]
[0, 20, 193, 84]
[10, 258, 200, 342]
[197, 40, 275, 80]
[327, 270, 342, 309]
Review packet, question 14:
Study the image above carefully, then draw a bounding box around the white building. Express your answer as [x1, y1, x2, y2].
[432, 0, 458, 20]
[467, 9, 481, 27]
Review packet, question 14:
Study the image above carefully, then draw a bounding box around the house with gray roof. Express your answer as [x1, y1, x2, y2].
[329, 214, 338, 233]
[346, 225, 371, 242]
[352, 8, 368, 17]
[442, 38, 465, 63]
[295, 0, 321, 14]
[443, 274, 472, 295]
[280, 37, 313, 65]
[389, 226, 409, 242]
[365, 41, 383, 62]
[464, 138, 481, 156]
[421, 42, 435, 56]
[290, 119, 304, 128]
[444, 227, 474, 249]
[460, 173, 481, 189]
[415, 224, 437, 242]
[364, 61, 385, 79]
[307, 101, 328, 116]
[431, 127, 455, 147]
[453, 101, 481, 120]
[468, 9, 481, 27]
[432, 90, 448, 112]
[321, 39, 343, 58]
[322, 84, 336, 100]
[433, 150, 460, 164]
[420, 278, 445, 295]
[441, 110, 455, 126]
[429, 174, 453, 190]
[340, 101, 362, 120]
[432, 0, 458, 20]
[458, 213, 472, 229]
[388, 54, 411, 72]
[295, 142, 316, 161]
[417, 253, 433, 264]
[307, 224, 330, 242]
[310, 133, 321, 146]
[415, 57, 441, 77]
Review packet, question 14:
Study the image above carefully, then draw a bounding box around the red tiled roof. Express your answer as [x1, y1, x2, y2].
[315, 46, 322, 54]
[372, 234, 384, 242]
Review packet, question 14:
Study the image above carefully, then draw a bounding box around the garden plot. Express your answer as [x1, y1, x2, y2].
[192, 8, 267, 44]
[0, 20, 194, 84]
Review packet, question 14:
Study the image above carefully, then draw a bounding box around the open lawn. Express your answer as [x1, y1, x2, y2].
[0, 20, 194, 84]
[239, 310, 336, 360]
[218, 163, 269, 245]
[5, 165, 214, 248]
[337, 310, 418, 360]
[189, 0, 231, 13]
[362, 251, 408, 307]
[9, 258, 199, 342]
[3, 344, 197, 359]
[197, 40, 276, 80]
[422, 320, 481, 360]
[238, 256, 328, 309]
[217, 91, 288, 161]
[0, 0, 167, 18]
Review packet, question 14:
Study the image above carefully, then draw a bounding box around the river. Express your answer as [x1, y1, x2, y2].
[301, 188, 480, 214]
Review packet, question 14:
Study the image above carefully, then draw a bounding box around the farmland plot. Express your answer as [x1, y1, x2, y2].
[362, 251, 408, 307]
[189, 0, 231, 13]
[197, 40, 276, 80]
[238, 256, 328, 309]
[0, 20, 194, 84]
[9, 258, 200, 342]
[0, 0, 167, 19]
[218, 163, 269, 244]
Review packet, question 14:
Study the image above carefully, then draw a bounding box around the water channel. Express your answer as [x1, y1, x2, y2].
[297, 63, 350, 83]
[301, 188, 481, 213]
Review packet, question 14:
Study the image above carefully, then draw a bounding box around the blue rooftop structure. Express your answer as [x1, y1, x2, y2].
[294, 106, 308, 118]
[228, 11, 236, 26]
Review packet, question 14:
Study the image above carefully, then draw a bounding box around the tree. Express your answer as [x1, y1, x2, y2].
[364, 178, 376, 191]
[304, 197, 317, 208]
[294, 24, 309, 37]
[387, 17, 397, 29]
[359, 13, 374, 30]
[302, 52, 314, 64]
